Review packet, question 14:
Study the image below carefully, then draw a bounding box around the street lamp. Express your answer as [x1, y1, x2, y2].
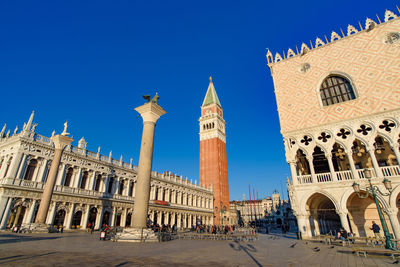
[351, 168, 394, 250]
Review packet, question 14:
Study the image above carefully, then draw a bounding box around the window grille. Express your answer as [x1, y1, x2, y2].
[320, 76, 355, 106]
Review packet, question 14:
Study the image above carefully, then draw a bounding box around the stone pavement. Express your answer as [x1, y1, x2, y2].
[0, 231, 396, 266]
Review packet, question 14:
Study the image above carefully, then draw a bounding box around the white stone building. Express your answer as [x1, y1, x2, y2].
[267, 9, 400, 238]
[0, 112, 214, 230]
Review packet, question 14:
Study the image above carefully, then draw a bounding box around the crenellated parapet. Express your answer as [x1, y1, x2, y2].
[266, 8, 400, 65]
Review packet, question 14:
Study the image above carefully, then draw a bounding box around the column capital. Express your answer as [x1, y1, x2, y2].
[51, 135, 74, 150]
[134, 102, 167, 124]
[335, 209, 348, 216]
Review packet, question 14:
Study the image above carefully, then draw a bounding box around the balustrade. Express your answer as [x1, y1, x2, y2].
[335, 170, 353, 181]
[381, 165, 400, 177]
[316, 173, 332, 183]
[297, 175, 312, 184]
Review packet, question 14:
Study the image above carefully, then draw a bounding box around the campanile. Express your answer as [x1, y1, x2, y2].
[199, 77, 229, 225]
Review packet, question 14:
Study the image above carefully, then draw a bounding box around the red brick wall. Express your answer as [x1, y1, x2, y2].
[200, 137, 229, 225]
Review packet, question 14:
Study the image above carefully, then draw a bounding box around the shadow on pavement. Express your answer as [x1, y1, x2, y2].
[0, 252, 57, 264]
[0, 235, 62, 244]
[229, 240, 262, 267]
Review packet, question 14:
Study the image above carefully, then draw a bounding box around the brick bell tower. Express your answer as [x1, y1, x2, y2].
[199, 77, 229, 225]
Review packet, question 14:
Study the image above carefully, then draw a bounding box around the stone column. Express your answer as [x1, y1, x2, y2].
[367, 148, 383, 177]
[296, 214, 311, 238]
[8, 152, 24, 179]
[16, 154, 28, 179]
[89, 172, 96, 190]
[0, 198, 13, 229]
[177, 213, 181, 228]
[0, 155, 10, 178]
[288, 161, 298, 185]
[81, 205, 90, 229]
[336, 210, 350, 233]
[72, 167, 82, 188]
[165, 212, 170, 225]
[65, 203, 75, 229]
[23, 200, 37, 224]
[392, 145, 400, 166]
[347, 151, 359, 179]
[132, 102, 166, 229]
[95, 207, 103, 230]
[326, 155, 337, 181]
[12, 206, 22, 226]
[387, 209, 400, 239]
[307, 156, 317, 183]
[110, 207, 116, 227]
[36, 159, 49, 182]
[55, 163, 66, 186]
[120, 209, 127, 227]
[45, 203, 57, 225]
[35, 134, 73, 225]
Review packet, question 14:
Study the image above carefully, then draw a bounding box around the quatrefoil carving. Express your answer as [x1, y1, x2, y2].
[379, 120, 396, 132]
[337, 128, 351, 139]
[318, 132, 331, 143]
[357, 124, 372, 136]
[300, 135, 312, 146]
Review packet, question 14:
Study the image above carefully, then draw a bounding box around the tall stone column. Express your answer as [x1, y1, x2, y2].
[336, 210, 350, 233]
[132, 101, 166, 229]
[35, 134, 73, 226]
[387, 209, 400, 239]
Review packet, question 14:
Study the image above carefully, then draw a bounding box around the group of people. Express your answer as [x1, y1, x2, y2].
[337, 221, 382, 246]
[190, 224, 237, 234]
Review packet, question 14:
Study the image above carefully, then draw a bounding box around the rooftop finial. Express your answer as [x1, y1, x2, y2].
[209, 76, 212, 83]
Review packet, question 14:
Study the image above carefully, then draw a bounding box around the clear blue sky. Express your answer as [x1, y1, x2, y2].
[0, 0, 397, 200]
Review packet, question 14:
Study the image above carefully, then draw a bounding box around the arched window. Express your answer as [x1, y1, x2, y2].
[64, 167, 73, 187]
[94, 174, 101, 191]
[119, 180, 124, 195]
[80, 171, 88, 189]
[107, 177, 114, 194]
[24, 159, 38, 181]
[320, 75, 355, 106]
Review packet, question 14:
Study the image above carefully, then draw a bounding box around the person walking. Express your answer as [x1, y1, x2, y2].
[371, 221, 381, 238]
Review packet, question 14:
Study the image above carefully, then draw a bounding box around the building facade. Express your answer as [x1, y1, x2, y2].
[230, 191, 294, 228]
[0, 112, 214, 230]
[199, 77, 230, 225]
[267, 9, 400, 238]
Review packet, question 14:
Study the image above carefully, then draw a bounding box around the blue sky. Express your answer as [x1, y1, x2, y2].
[0, 0, 397, 200]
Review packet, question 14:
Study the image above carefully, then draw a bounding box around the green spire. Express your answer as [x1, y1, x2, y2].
[202, 76, 221, 107]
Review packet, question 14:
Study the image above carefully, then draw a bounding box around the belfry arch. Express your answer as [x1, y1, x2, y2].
[306, 193, 341, 236]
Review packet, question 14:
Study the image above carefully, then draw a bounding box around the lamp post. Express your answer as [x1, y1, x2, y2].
[352, 168, 395, 250]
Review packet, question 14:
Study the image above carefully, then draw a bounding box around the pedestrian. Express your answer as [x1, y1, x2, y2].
[370, 221, 381, 244]
[338, 228, 348, 246]
[90, 222, 95, 234]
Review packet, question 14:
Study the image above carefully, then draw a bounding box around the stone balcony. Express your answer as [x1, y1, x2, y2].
[295, 165, 400, 185]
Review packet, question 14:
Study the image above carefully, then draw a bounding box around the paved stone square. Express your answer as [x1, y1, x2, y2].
[0, 231, 395, 266]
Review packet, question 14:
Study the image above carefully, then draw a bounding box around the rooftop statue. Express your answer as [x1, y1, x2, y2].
[61, 121, 70, 136]
[142, 93, 160, 104]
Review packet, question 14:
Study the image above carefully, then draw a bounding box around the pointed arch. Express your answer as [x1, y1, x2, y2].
[384, 9, 398, 22]
[347, 24, 358, 36]
[287, 48, 296, 58]
[274, 53, 283, 62]
[315, 37, 325, 47]
[331, 31, 341, 42]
